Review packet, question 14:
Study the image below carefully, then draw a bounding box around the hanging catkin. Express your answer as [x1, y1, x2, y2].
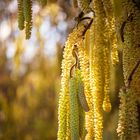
[117, 1, 140, 139]
[102, 0, 119, 65]
[122, 0, 140, 101]
[76, 69, 87, 139]
[57, 24, 86, 140]
[90, 0, 109, 139]
[17, 0, 25, 30]
[100, 1, 112, 112]
[23, 0, 32, 39]
[77, 39, 94, 140]
[102, 42, 111, 113]
[69, 77, 79, 140]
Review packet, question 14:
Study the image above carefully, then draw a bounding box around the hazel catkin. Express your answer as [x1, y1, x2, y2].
[57, 24, 86, 140]
[17, 0, 25, 30]
[69, 77, 79, 140]
[23, 0, 32, 39]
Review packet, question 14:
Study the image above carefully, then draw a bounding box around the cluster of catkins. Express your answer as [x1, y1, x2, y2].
[58, 0, 119, 140]
[117, 0, 140, 139]
[58, 0, 140, 140]
[17, 0, 47, 39]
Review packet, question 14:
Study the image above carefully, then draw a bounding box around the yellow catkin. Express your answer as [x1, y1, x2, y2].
[122, 1, 140, 100]
[57, 24, 86, 140]
[69, 77, 79, 140]
[90, 0, 108, 139]
[77, 0, 92, 14]
[23, 0, 32, 39]
[17, 0, 25, 30]
[99, 1, 112, 112]
[102, 0, 119, 65]
[102, 43, 112, 112]
[117, 1, 140, 139]
[117, 88, 138, 139]
[77, 40, 94, 140]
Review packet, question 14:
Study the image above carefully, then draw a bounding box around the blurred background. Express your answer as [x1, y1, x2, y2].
[0, 0, 126, 140]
